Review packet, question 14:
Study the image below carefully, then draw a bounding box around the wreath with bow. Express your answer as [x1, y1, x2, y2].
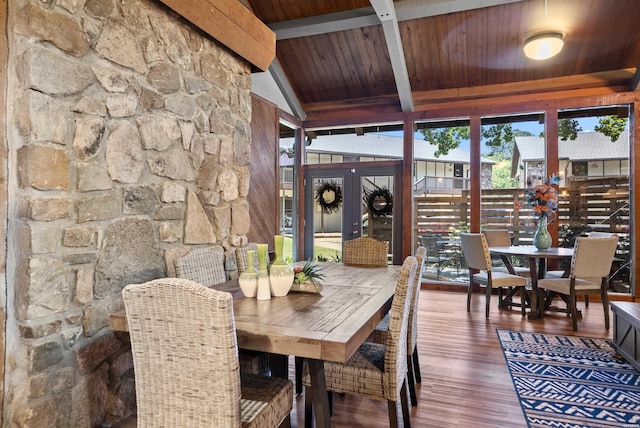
[316, 182, 343, 214]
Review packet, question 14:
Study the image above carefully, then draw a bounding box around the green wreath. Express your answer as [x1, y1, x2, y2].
[366, 187, 393, 216]
[316, 182, 342, 214]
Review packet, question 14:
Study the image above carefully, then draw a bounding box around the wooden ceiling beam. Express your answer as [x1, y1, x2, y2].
[394, 0, 525, 21]
[158, 0, 275, 71]
[412, 69, 635, 105]
[370, 0, 414, 112]
[269, 8, 378, 40]
[631, 67, 640, 91]
[302, 89, 640, 129]
[269, 58, 306, 120]
[269, 1, 526, 40]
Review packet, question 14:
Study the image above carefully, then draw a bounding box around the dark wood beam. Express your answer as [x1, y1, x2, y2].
[158, 0, 275, 71]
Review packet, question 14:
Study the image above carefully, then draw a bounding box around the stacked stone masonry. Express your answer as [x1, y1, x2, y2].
[7, 0, 253, 425]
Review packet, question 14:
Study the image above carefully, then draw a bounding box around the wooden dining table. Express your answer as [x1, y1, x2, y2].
[488, 245, 574, 319]
[110, 262, 401, 428]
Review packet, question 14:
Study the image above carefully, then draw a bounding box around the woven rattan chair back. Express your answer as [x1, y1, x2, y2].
[123, 278, 244, 426]
[123, 278, 293, 427]
[235, 243, 258, 273]
[408, 246, 426, 353]
[342, 237, 388, 267]
[174, 247, 226, 287]
[383, 256, 417, 402]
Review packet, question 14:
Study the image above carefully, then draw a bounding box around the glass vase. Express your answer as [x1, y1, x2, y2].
[533, 217, 552, 250]
[256, 244, 271, 300]
[268, 235, 294, 297]
[238, 250, 258, 297]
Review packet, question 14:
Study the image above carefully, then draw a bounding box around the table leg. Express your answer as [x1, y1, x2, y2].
[527, 257, 541, 320]
[307, 358, 331, 428]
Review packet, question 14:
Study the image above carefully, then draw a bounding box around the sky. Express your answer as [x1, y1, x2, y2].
[379, 117, 602, 154]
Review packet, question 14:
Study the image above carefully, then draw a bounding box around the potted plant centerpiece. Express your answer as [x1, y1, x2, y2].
[290, 260, 325, 294]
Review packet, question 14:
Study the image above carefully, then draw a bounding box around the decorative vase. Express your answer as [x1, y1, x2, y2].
[256, 244, 271, 300]
[533, 217, 552, 250]
[268, 235, 294, 297]
[238, 250, 259, 297]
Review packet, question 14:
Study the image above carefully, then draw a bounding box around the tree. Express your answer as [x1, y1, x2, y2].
[420, 127, 469, 157]
[595, 115, 627, 141]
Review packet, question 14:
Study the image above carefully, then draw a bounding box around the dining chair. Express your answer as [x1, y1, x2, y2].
[538, 236, 618, 331]
[342, 237, 389, 267]
[174, 247, 227, 287]
[460, 233, 528, 318]
[418, 235, 451, 279]
[175, 247, 269, 376]
[302, 256, 418, 428]
[122, 278, 293, 428]
[482, 229, 530, 277]
[545, 232, 617, 307]
[367, 246, 427, 406]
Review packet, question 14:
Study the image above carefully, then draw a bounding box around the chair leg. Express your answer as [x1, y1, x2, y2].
[400, 378, 412, 428]
[412, 345, 421, 383]
[295, 356, 303, 394]
[485, 284, 492, 319]
[304, 385, 313, 428]
[601, 283, 610, 330]
[467, 270, 473, 312]
[407, 354, 417, 406]
[570, 288, 578, 331]
[520, 287, 526, 317]
[387, 399, 399, 428]
[584, 294, 589, 307]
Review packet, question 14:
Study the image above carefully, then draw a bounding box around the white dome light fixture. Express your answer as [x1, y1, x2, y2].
[523, 32, 564, 60]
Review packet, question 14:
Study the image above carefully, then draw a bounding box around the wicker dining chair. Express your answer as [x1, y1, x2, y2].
[460, 233, 528, 318]
[538, 236, 618, 331]
[342, 237, 389, 267]
[174, 247, 227, 287]
[482, 229, 530, 277]
[302, 256, 418, 428]
[175, 247, 269, 376]
[122, 278, 293, 428]
[367, 246, 427, 406]
[236, 243, 259, 274]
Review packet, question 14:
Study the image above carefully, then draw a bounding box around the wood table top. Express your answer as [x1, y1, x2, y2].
[489, 245, 574, 259]
[110, 263, 401, 364]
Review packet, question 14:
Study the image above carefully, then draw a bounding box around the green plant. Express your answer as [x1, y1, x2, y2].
[294, 260, 325, 283]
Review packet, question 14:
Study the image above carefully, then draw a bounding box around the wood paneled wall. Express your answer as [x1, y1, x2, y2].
[249, 94, 279, 248]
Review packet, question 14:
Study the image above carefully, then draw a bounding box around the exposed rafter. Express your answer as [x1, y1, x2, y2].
[370, 0, 414, 112]
[269, 8, 378, 40]
[269, 58, 306, 120]
[270, 0, 525, 40]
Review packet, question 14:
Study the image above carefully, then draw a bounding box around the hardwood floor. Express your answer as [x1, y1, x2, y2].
[289, 288, 613, 428]
[114, 288, 613, 428]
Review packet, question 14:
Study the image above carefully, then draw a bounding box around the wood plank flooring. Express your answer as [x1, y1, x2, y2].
[289, 288, 612, 427]
[115, 288, 614, 428]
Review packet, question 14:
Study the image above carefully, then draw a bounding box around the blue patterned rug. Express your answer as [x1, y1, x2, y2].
[497, 330, 640, 428]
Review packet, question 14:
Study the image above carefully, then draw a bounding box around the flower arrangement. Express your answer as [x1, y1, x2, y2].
[515, 174, 559, 220]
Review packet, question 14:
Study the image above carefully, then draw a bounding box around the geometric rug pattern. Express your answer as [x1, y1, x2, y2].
[497, 330, 640, 428]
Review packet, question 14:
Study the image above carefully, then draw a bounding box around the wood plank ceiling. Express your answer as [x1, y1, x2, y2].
[245, 0, 640, 124]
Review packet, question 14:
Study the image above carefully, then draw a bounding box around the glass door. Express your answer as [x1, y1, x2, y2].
[303, 164, 402, 264]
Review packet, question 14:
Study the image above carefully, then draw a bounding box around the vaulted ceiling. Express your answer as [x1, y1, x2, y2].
[246, 0, 640, 124]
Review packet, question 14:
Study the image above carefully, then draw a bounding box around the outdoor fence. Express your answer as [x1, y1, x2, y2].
[414, 177, 630, 288]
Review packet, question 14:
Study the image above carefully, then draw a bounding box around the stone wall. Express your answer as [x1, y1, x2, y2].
[6, 0, 252, 425]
